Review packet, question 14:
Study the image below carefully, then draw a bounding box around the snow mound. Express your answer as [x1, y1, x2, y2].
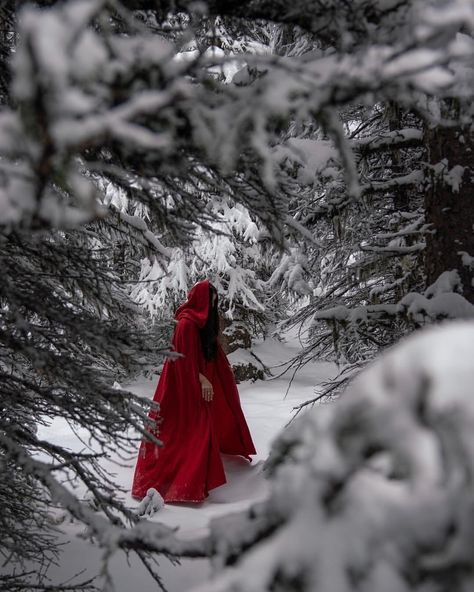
[135, 488, 165, 517]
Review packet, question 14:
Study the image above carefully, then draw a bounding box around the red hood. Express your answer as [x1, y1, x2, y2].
[175, 280, 210, 328]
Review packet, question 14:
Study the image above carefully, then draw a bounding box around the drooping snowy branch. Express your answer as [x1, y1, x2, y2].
[1, 432, 211, 563]
[190, 322, 474, 592]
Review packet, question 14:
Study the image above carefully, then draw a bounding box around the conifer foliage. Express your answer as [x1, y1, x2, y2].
[0, 1, 474, 590]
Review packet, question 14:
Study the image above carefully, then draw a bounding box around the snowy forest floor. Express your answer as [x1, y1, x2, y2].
[35, 336, 337, 592]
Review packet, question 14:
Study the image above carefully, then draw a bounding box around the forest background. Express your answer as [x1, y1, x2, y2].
[1, 1, 474, 591]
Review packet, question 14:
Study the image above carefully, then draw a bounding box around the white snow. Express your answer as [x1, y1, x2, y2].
[431, 159, 465, 192]
[458, 251, 474, 270]
[273, 138, 338, 186]
[136, 488, 165, 517]
[398, 292, 474, 321]
[397, 271, 474, 321]
[424, 269, 462, 298]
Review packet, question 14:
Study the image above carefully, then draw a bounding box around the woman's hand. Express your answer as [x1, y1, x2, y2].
[199, 373, 213, 402]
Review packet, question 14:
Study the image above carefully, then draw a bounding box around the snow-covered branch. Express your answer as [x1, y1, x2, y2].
[191, 322, 474, 592]
[2, 433, 212, 558]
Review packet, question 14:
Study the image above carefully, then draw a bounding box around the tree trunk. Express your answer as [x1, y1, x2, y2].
[424, 112, 474, 303]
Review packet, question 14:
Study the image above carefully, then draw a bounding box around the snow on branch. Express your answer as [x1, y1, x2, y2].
[398, 270, 474, 322]
[111, 208, 172, 259]
[361, 170, 424, 193]
[0, 0, 183, 231]
[313, 270, 474, 331]
[190, 321, 474, 592]
[275, 128, 424, 189]
[2, 0, 474, 234]
[353, 128, 424, 152]
[312, 303, 399, 323]
[1, 433, 212, 563]
[359, 242, 426, 255]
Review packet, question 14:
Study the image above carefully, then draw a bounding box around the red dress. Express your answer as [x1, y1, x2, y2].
[131, 280, 256, 502]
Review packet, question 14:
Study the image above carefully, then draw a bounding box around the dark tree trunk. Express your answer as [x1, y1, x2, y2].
[424, 110, 474, 303]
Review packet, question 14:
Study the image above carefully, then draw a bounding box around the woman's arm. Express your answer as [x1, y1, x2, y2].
[173, 319, 213, 403]
[199, 372, 213, 402]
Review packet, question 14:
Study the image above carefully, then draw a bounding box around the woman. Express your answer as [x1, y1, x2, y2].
[132, 280, 256, 503]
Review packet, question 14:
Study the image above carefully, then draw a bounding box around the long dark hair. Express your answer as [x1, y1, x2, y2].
[199, 284, 219, 361]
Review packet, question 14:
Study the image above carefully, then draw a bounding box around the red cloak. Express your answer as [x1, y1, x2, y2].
[131, 280, 256, 502]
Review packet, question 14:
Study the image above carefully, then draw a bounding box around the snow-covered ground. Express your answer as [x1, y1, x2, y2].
[35, 337, 337, 591]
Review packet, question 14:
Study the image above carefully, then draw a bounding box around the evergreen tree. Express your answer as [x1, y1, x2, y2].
[1, 1, 474, 590]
